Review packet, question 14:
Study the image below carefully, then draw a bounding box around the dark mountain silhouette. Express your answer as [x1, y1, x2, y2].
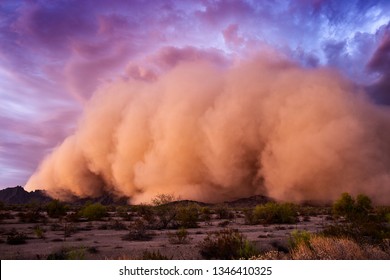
[0, 186, 128, 206]
[0, 186, 272, 207]
[0, 186, 51, 204]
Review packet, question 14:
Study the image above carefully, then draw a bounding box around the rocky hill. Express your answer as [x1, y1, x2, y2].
[0, 186, 51, 204]
[0, 186, 272, 207]
[0, 186, 128, 205]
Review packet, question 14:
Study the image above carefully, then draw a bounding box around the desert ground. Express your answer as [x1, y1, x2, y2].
[0, 210, 328, 259]
[0, 195, 389, 260]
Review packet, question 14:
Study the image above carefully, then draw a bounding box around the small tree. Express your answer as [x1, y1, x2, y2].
[152, 194, 176, 206]
[355, 194, 372, 213]
[175, 204, 199, 228]
[333, 193, 372, 222]
[80, 203, 107, 221]
[333, 193, 355, 219]
[46, 200, 68, 218]
[253, 202, 298, 224]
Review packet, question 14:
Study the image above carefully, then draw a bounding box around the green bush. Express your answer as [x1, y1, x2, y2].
[243, 208, 257, 225]
[253, 202, 298, 224]
[321, 219, 390, 245]
[80, 203, 107, 221]
[288, 230, 311, 250]
[326, 193, 390, 245]
[175, 204, 199, 228]
[333, 193, 372, 222]
[168, 227, 189, 244]
[386, 213, 390, 224]
[199, 207, 212, 224]
[34, 225, 45, 239]
[46, 200, 68, 218]
[199, 228, 258, 259]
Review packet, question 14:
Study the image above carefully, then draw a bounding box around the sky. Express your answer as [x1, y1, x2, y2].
[1, 0, 390, 190]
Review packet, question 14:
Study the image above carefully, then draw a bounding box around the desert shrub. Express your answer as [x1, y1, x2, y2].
[386, 213, 390, 224]
[6, 229, 27, 245]
[355, 194, 373, 212]
[142, 250, 171, 260]
[288, 230, 311, 250]
[321, 219, 390, 245]
[0, 211, 14, 221]
[199, 207, 212, 224]
[291, 236, 389, 260]
[154, 204, 177, 229]
[63, 222, 78, 238]
[80, 203, 107, 221]
[243, 208, 257, 225]
[123, 219, 152, 241]
[47, 247, 85, 260]
[133, 204, 156, 225]
[152, 193, 176, 206]
[33, 225, 45, 239]
[214, 204, 234, 220]
[50, 223, 62, 231]
[297, 205, 331, 217]
[218, 220, 230, 227]
[87, 246, 99, 254]
[175, 204, 199, 228]
[333, 193, 372, 222]
[116, 206, 132, 221]
[252, 202, 298, 224]
[111, 220, 127, 230]
[302, 215, 310, 222]
[46, 200, 68, 218]
[199, 228, 258, 260]
[18, 209, 46, 223]
[168, 227, 190, 244]
[65, 212, 81, 222]
[99, 220, 127, 230]
[328, 193, 388, 244]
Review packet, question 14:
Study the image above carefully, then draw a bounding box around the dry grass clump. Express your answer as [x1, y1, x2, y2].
[199, 228, 258, 259]
[250, 235, 390, 260]
[291, 236, 389, 260]
[167, 227, 190, 244]
[122, 219, 153, 241]
[247, 251, 288, 260]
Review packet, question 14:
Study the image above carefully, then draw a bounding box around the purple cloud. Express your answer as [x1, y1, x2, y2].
[0, 0, 390, 189]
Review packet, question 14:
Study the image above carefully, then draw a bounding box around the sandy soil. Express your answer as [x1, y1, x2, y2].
[0, 210, 333, 260]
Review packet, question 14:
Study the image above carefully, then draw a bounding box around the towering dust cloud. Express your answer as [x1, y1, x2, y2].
[26, 54, 390, 204]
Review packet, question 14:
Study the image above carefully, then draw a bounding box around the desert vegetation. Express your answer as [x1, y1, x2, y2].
[0, 192, 389, 260]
